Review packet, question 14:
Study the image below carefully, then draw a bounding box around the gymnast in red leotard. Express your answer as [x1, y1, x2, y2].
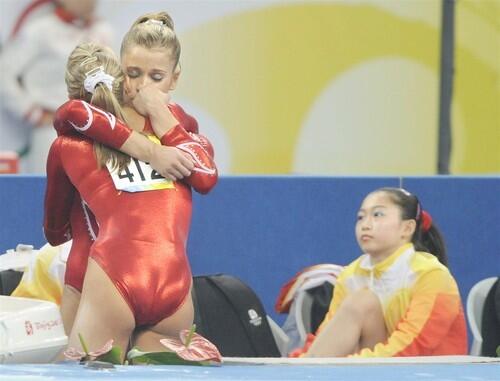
[44, 13, 217, 360]
[46, 123, 209, 322]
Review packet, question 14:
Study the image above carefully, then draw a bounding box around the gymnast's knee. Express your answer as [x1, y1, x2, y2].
[342, 288, 381, 317]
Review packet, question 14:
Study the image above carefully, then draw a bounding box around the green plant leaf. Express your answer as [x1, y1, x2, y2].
[127, 347, 205, 366]
[185, 324, 196, 346]
[496, 345, 500, 357]
[78, 333, 90, 356]
[96, 346, 123, 365]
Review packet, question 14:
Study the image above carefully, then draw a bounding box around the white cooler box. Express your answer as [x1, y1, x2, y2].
[0, 295, 67, 363]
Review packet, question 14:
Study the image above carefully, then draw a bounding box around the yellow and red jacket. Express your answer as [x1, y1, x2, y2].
[317, 243, 468, 357]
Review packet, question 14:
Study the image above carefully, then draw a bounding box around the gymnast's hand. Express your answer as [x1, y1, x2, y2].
[130, 84, 180, 137]
[149, 144, 194, 181]
[127, 83, 170, 117]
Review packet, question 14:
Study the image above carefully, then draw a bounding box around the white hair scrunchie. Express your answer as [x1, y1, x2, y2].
[145, 19, 164, 27]
[84, 66, 115, 94]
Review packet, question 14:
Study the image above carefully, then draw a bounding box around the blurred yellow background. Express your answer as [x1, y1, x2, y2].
[1, 0, 497, 175]
[174, 0, 498, 174]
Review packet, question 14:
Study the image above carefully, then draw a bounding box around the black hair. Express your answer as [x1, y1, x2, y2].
[375, 187, 448, 267]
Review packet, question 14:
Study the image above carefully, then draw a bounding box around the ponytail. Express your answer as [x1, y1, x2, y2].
[90, 83, 130, 171]
[377, 187, 448, 267]
[413, 223, 448, 267]
[65, 42, 130, 171]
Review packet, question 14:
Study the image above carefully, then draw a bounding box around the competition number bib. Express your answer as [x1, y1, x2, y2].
[107, 158, 174, 192]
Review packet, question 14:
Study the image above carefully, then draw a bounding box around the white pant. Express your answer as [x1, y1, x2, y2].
[25, 125, 56, 174]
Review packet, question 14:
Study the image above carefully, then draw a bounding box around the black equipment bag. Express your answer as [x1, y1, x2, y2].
[306, 281, 334, 334]
[192, 274, 281, 357]
[481, 277, 500, 357]
[0, 270, 23, 295]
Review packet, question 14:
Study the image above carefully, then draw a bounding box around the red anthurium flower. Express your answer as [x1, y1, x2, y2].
[160, 327, 222, 363]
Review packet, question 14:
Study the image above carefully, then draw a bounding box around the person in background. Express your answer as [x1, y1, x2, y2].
[0, 0, 113, 173]
[294, 187, 467, 357]
[44, 39, 217, 361]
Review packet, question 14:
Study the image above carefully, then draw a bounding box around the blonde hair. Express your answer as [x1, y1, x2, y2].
[65, 42, 129, 170]
[120, 11, 181, 69]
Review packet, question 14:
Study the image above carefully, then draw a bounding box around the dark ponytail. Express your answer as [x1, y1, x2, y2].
[377, 187, 448, 266]
[414, 223, 447, 267]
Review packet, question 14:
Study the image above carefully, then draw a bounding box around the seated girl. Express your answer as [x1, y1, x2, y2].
[295, 187, 467, 357]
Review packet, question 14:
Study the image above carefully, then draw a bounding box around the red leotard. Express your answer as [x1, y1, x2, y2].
[44, 100, 217, 325]
[64, 194, 98, 290]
